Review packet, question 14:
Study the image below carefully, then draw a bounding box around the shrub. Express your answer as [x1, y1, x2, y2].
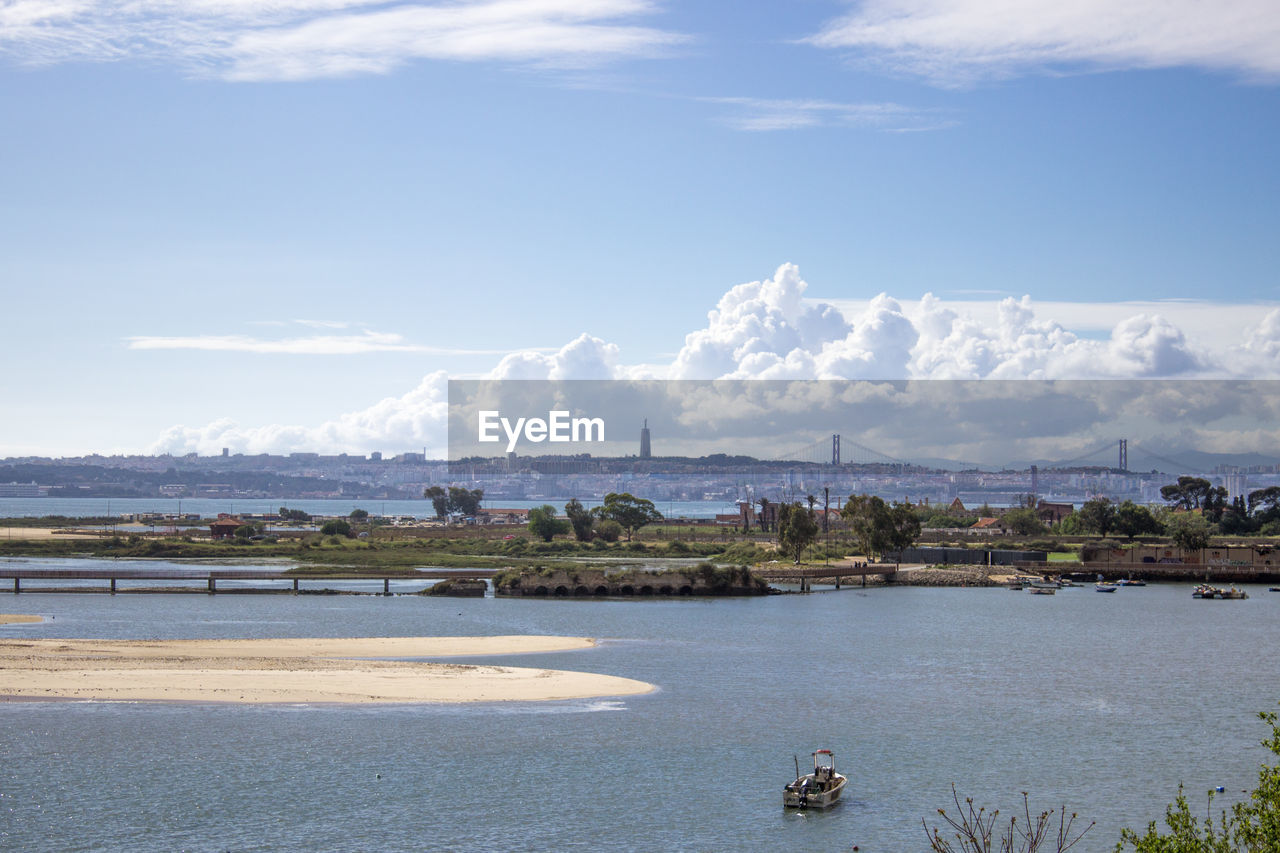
[320, 519, 352, 538]
[594, 519, 622, 542]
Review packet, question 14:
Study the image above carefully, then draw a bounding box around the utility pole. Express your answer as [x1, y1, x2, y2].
[823, 486, 830, 566]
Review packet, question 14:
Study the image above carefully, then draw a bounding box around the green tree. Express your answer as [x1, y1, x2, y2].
[757, 496, 772, 533]
[422, 486, 485, 519]
[1004, 507, 1046, 536]
[527, 505, 570, 542]
[320, 519, 352, 537]
[593, 519, 622, 542]
[841, 494, 895, 561]
[593, 492, 663, 541]
[447, 486, 484, 517]
[1248, 486, 1280, 522]
[1054, 513, 1085, 535]
[777, 502, 819, 564]
[1113, 501, 1163, 540]
[564, 499, 594, 542]
[1161, 476, 1214, 510]
[349, 508, 369, 522]
[886, 500, 923, 559]
[1077, 497, 1117, 537]
[423, 486, 449, 519]
[1117, 707, 1280, 852]
[1166, 512, 1213, 554]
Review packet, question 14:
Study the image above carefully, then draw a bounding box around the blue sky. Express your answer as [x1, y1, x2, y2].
[2, 0, 1279, 456]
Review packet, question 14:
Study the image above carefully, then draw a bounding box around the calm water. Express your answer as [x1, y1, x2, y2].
[0, 497, 733, 520]
[2, 571, 1279, 852]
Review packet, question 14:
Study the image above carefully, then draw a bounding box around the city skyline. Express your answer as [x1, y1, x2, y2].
[4, 1, 1278, 457]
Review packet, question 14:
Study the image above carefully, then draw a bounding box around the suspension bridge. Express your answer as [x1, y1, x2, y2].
[770, 433, 1204, 474]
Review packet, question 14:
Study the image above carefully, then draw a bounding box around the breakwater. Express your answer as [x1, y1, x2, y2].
[493, 565, 769, 597]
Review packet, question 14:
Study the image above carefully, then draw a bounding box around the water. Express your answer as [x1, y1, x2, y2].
[0, 497, 731, 520]
[2, 573, 1279, 851]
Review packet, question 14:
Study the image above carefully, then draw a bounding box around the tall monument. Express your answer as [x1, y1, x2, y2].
[639, 419, 652, 459]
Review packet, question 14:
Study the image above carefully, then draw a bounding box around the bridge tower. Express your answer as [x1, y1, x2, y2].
[831, 434, 840, 465]
[1118, 438, 1128, 471]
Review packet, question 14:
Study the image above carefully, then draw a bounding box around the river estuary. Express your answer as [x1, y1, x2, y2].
[2, 567, 1278, 851]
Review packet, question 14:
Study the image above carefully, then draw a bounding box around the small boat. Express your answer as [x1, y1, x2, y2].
[783, 749, 847, 809]
[1095, 582, 1118, 593]
[1193, 584, 1249, 600]
[1027, 580, 1059, 595]
[1116, 577, 1146, 587]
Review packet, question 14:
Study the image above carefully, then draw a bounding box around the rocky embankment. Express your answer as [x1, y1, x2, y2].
[881, 565, 1010, 587]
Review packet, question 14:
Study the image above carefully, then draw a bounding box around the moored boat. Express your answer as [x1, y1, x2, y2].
[1095, 582, 1118, 593]
[1193, 584, 1249, 600]
[783, 749, 847, 809]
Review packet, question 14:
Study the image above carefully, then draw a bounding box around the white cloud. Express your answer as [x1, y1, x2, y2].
[149, 264, 1280, 453]
[126, 323, 555, 355]
[148, 371, 450, 455]
[702, 96, 954, 133]
[487, 332, 620, 379]
[0, 0, 685, 81]
[808, 0, 1280, 84]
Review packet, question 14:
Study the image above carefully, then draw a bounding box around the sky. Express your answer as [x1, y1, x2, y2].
[2, 0, 1279, 458]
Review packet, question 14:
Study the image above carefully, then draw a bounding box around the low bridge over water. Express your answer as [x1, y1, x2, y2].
[754, 560, 915, 592]
[0, 567, 498, 595]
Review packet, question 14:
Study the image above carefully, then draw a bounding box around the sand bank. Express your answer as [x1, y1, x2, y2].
[0, 636, 655, 704]
[0, 526, 101, 540]
[0, 614, 43, 624]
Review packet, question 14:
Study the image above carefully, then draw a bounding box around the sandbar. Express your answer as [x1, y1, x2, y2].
[0, 526, 101, 540]
[0, 614, 43, 624]
[0, 636, 655, 704]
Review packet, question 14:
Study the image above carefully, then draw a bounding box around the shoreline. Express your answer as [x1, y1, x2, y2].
[0, 636, 656, 705]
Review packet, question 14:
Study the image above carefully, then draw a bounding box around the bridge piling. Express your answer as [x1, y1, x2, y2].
[110, 578, 116, 595]
[292, 579, 299, 594]
[383, 578, 390, 596]
[208, 578, 216, 595]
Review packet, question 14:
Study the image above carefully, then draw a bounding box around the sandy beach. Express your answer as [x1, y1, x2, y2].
[0, 614, 44, 624]
[0, 636, 655, 704]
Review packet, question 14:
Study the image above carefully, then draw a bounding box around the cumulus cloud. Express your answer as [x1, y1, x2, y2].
[669, 263, 852, 379]
[149, 263, 1280, 454]
[487, 332, 620, 380]
[0, 0, 685, 81]
[148, 371, 449, 455]
[808, 0, 1280, 85]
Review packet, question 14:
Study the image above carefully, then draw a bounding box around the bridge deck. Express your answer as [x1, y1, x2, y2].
[0, 567, 496, 593]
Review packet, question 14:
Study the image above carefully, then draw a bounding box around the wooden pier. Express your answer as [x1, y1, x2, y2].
[0, 567, 497, 595]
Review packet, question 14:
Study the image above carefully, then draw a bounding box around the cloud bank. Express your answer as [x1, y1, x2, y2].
[148, 263, 1280, 455]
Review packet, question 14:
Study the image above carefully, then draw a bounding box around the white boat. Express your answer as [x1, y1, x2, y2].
[1095, 582, 1118, 593]
[783, 749, 847, 809]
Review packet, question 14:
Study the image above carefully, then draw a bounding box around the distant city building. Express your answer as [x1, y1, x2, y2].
[0, 482, 46, 498]
[370, 451, 382, 462]
[1224, 471, 1248, 501]
[640, 419, 651, 459]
